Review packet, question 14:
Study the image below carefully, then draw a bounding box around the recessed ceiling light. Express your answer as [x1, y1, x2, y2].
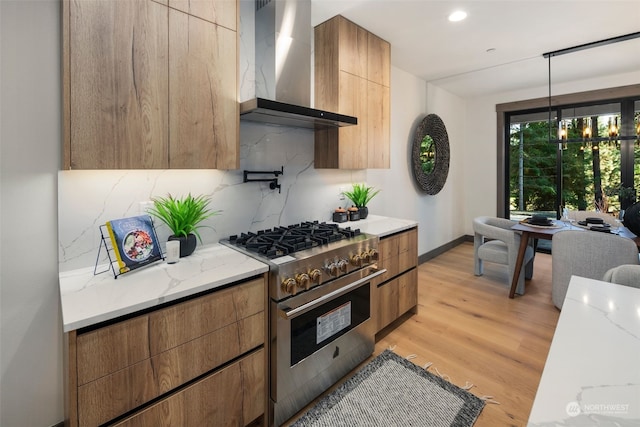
[448, 10, 467, 22]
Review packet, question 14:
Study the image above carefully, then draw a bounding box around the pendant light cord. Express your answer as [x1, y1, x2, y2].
[548, 56, 552, 143]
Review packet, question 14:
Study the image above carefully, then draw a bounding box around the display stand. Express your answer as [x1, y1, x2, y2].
[94, 223, 165, 279]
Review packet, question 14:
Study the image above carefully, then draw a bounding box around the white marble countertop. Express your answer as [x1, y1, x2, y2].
[331, 214, 417, 237]
[59, 244, 269, 332]
[528, 275, 640, 425]
[59, 216, 416, 333]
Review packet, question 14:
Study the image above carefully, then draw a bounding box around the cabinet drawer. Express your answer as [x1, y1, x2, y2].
[77, 278, 264, 385]
[376, 268, 417, 332]
[398, 268, 418, 315]
[76, 315, 150, 386]
[373, 228, 417, 285]
[149, 277, 264, 354]
[78, 312, 264, 426]
[376, 276, 399, 330]
[112, 348, 265, 427]
[75, 277, 265, 426]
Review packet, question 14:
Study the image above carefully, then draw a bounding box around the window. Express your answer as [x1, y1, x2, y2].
[497, 87, 640, 220]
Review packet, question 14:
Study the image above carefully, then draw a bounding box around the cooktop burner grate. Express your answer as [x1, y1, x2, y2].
[228, 221, 360, 259]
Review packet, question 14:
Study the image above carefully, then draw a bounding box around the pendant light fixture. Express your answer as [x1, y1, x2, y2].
[582, 117, 592, 139]
[544, 31, 640, 144]
[608, 117, 619, 138]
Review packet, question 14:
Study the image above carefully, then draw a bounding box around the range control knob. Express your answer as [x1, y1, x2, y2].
[327, 263, 339, 277]
[368, 248, 380, 261]
[361, 251, 371, 263]
[337, 259, 349, 273]
[295, 273, 310, 290]
[281, 277, 296, 294]
[309, 268, 322, 283]
[350, 254, 362, 266]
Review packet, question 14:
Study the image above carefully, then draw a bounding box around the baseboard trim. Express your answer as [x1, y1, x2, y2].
[418, 235, 471, 265]
[51, 422, 64, 427]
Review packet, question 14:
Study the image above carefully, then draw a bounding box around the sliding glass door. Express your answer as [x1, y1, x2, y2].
[506, 99, 640, 221]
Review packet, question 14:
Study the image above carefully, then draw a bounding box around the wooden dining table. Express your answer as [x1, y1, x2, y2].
[508, 220, 640, 298]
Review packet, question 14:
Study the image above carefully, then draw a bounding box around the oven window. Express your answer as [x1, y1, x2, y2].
[290, 283, 370, 366]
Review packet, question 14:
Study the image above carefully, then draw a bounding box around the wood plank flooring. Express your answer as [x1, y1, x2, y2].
[284, 242, 559, 427]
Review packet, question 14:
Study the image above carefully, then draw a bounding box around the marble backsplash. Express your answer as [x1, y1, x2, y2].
[58, 122, 367, 272]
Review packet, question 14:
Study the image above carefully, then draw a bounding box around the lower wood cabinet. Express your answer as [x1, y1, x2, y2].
[373, 227, 418, 332]
[112, 348, 264, 427]
[376, 268, 418, 331]
[65, 275, 266, 427]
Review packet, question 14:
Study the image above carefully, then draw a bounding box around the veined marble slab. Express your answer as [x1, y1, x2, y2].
[332, 215, 417, 238]
[59, 244, 268, 332]
[528, 275, 640, 426]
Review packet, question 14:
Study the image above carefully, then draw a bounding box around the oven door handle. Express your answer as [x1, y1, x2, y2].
[280, 268, 387, 320]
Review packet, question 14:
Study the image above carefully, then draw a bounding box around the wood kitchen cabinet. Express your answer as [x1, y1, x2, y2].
[372, 227, 418, 332]
[62, 0, 239, 170]
[314, 15, 390, 169]
[65, 276, 266, 427]
[168, 8, 238, 169]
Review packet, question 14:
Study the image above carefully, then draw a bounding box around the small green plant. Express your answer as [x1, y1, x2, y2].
[342, 183, 380, 208]
[147, 193, 219, 243]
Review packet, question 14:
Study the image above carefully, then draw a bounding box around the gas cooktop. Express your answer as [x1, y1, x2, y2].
[224, 221, 361, 259]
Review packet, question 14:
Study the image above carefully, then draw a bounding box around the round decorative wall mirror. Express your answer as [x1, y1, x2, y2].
[411, 114, 450, 194]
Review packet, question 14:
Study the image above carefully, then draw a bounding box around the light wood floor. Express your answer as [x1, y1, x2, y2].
[284, 242, 559, 427]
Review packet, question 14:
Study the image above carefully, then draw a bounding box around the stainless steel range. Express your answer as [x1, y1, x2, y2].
[220, 221, 385, 426]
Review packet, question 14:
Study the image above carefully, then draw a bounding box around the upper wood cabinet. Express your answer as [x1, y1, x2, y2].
[62, 0, 239, 170]
[168, 8, 238, 169]
[314, 15, 390, 169]
[167, 0, 237, 30]
[367, 32, 391, 87]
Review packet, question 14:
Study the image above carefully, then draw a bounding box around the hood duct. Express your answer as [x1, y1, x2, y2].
[240, 0, 357, 129]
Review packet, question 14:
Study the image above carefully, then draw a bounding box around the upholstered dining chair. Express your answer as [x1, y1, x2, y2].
[602, 264, 640, 288]
[473, 216, 535, 295]
[552, 230, 640, 309]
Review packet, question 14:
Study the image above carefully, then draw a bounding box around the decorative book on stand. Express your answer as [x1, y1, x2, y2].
[102, 214, 163, 276]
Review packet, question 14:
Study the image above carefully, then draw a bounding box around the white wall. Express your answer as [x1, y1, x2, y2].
[0, 1, 64, 425]
[368, 75, 467, 255]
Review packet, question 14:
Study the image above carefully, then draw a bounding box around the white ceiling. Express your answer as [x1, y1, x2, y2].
[310, 0, 640, 98]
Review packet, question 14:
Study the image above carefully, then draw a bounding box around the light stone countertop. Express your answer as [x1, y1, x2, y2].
[528, 275, 640, 425]
[330, 214, 418, 237]
[58, 216, 417, 333]
[59, 244, 269, 332]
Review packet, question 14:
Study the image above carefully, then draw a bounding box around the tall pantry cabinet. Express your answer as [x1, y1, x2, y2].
[314, 15, 390, 169]
[62, 0, 239, 170]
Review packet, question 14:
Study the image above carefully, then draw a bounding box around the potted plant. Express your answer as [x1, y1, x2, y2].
[618, 185, 637, 211]
[341, 183, 380, 219]
[147, 193, 219, 257]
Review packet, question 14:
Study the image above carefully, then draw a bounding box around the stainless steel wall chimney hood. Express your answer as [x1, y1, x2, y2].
[240, 98, 357, 129]
[240, 0, 357, 129]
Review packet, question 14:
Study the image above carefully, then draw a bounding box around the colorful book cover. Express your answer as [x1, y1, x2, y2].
[105, 215, 162, 274]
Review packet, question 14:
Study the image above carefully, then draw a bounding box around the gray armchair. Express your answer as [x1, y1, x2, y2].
[552, 230, 639, 309]
[602, 265, 640, 288]
[473, 216, 535, 295]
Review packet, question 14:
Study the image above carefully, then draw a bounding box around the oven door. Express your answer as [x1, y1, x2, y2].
[271, 266, 386, 426]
